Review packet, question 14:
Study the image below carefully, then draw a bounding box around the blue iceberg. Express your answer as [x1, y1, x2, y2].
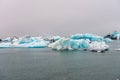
[48, 34, 109, 52]
[71, 33, 104, 41]
[104, 31, 120, 40]
[71, 33, 112, 43]
[48, 37, 90, 50]
[0, 36, 49, 48]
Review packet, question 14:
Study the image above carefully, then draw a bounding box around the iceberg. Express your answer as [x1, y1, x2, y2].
[48, 34, 109, 52]
[71, 33, 111, 43]
[2, 36, 19, 43]
[0, 42, 12, 48]
[0, 36, 49, 48]
[48, 38, 109, 52]
[0, 34, 110, 51]
[71, 34, 103, 41]
[103, 38, 112, 43]
[48, 37, 90, 50]
[53, 36, 61, 41]
[89, 41, 109, 52]
[104, 31, 120, 40]
[15, 36, 48, 48]
[2, 37, 11, 42]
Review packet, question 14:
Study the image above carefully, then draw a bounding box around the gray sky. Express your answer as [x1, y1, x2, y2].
[0, 0, 120, 38]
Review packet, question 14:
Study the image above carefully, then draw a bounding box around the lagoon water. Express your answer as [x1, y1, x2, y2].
[0, 41, 120, 80]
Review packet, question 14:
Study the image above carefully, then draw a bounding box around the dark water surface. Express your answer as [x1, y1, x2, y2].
[0, 41, 120, 80]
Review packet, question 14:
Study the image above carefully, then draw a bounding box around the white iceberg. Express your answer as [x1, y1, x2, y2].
[0, 42, 12, 48]
[15, 36, 48, 48]
[0, 36, 49, 48]
[89, 41, 109, 52]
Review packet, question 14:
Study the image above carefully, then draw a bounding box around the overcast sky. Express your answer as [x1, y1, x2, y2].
[0, 0, 120, 38]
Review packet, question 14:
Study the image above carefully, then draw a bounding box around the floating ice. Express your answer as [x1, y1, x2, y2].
[48, 37, 90, 50]
[71, 34, 103, 41]
[48, 38, 109, 52]
[71, 33, 112, 43]
[0, 36, 48, 48]
[103, 38, 112, 43]
[0, 34, 110, 51]
[48, 34, 109, 52]
[89, 41, 109, 52]
[104, 31, 120, 40]
[0, 42, 12, 48]
[2, 37, 11, 42]
[53, 36, 61, 41]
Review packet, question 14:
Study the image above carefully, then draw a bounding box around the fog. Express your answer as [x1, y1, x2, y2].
[0, 0, 120, 38]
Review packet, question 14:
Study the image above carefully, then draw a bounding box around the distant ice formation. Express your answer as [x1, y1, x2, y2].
[0, 35, 49, 48]
[104, 31, 120, 40]
[71, 33, 112, 43]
